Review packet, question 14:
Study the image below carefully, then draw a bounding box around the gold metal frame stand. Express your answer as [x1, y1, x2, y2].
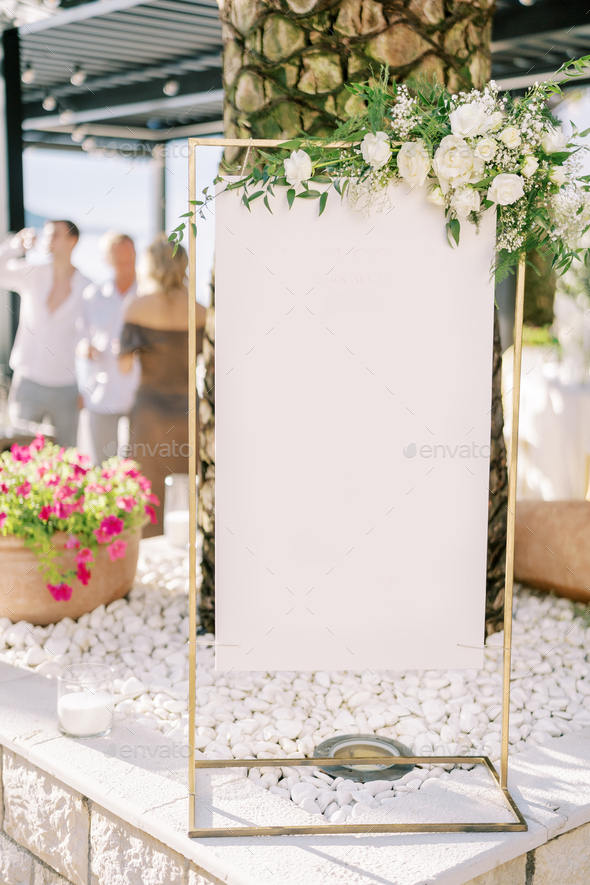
[187, 138, 527, 837]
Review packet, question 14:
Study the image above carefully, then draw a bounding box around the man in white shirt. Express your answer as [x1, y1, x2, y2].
[1, 220, 90, 447]
[77, 231, 140, 464]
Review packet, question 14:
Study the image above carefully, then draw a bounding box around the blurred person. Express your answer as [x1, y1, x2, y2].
[0, 221, 90, 446]
[77, 231, 140, 464]
[118, 234, 206, 537]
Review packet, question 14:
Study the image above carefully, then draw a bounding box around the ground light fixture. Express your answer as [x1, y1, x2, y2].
[314, 735, 415, 782]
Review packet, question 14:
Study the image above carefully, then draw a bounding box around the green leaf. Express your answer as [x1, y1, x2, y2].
[242, 194, 251, 212]
[319, 191, 328, 216]
[287, 188, 296, 209]
[264, 195, 273, 214]
[446, 218, 460, 248]
[277, 139, 303, 150]
[274, 176, 289, 188]
[296, 190, 321, 199]
[310, 174, 332, 183]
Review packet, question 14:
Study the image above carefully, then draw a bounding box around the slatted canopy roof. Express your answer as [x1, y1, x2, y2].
[17, 0, 223, 147]
[10, 0, 590, 153]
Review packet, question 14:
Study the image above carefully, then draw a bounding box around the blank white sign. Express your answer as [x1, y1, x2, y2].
[214, 182, 495, 672]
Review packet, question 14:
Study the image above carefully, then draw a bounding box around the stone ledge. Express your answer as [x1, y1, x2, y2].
[0, 660, 590, 885]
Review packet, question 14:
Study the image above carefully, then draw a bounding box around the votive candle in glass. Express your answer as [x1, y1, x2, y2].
[57, 664, 114, 738]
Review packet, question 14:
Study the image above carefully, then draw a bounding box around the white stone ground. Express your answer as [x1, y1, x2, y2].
[0, 539, 589, 824]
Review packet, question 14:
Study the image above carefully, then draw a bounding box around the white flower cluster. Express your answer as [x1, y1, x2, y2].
[278, 79, 584, 261]
[388, 84, 419, 140]
[550, 182, 590, 248]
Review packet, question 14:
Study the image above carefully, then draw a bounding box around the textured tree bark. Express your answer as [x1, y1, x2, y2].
[198, 282, 216, 633]
[198, 0, 507, 633]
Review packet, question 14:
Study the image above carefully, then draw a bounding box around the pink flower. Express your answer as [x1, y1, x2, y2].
[145, 492, 160, 506]
[51, 501, 75, 520]
[138, 476, 151, 491]
[30, 434, 45, 452]
[0, 482, 8, 494]
[47, 582, 73, 601]
[65, 535, 80, 550]
[94, 514, 124, 544]
[45, 475, 60, 488]
[56, 485, 77, 500]
[145, 505, 157, 525]
[76, 563, 91, 586]
[102, 468, 116, 480]
[10, 443, 31, 463]
[0, 513, 6, 529]
[38, 505, 52, 521]
[107, 539, 127, 562]
[76, 548, 94, 564]
[70, 463, 88, 478]
[15, 481, 31, 497]
[116, 495, 136, 512]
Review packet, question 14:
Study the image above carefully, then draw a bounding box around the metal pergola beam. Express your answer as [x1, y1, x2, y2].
[23, 87, 224, 129]
[493, 0, 590, 42]
[18, 0, 162, 34]
[23, 67, 222, 119]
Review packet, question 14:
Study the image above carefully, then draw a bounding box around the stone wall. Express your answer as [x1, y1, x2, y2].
[0, 748, 215, 885]
[0, 742, 589, 885]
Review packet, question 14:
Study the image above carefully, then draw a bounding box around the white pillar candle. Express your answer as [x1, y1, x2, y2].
[58, 690, 113, 737]
[164, 509, 190, 547]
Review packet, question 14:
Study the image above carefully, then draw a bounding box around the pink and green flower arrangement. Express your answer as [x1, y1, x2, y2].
[0, 436, 159, 601]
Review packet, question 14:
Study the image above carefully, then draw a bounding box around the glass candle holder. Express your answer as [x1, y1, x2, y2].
[164, 473, 190, 548]
[57, 664, 114, 738]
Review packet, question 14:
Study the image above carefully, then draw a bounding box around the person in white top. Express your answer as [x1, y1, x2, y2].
[1, 220, 91, 447]
[77, 231, 140, 465]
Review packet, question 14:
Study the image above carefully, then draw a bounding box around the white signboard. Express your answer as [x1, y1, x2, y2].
[214, 182, 495, 672]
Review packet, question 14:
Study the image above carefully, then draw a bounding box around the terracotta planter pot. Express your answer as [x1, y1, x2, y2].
[515, 500, 590, 603]
[0, 526, 143, 625]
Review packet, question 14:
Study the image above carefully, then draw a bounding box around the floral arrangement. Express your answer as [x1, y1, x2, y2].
[0, 436, 159, 601]
[173, 59, 590, 280]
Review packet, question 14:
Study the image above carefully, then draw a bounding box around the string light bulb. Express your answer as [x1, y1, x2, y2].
[42, 95, 57, 111]
[21, 65, 35, 85]
[70, 68, 86, 86]
[163, 79, 179, 96]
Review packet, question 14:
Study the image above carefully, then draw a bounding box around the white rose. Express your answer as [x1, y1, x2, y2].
[499, 127, 522, 149]
[542, 126, 567, 154]
[487, 173, 525, 206]
[397, 140, 430, 187]
[450, 187, 481, 218]
[449, 102, 492, 138]
[284, 150, 313, 187]
[432, 135, 482, 193]
[474, 137, 497, 162]
[521, 155, 539, 178]
[549, 165, 567, 186]
[361, 132, 392, 170]
[487, 111, 504, 131]
[427, 185, 445, 206]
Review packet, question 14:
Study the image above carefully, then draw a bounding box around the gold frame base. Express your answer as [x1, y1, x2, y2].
[189, 755, 527, 837]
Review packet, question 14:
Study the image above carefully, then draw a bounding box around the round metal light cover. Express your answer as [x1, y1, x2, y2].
[314, 734, 416, 782]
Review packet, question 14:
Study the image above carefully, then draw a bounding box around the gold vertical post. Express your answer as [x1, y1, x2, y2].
[500, 255, 526, 791]
[187, 143, 197, 831]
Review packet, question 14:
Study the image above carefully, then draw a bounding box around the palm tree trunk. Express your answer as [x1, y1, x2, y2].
[199, 0, 506, 634]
